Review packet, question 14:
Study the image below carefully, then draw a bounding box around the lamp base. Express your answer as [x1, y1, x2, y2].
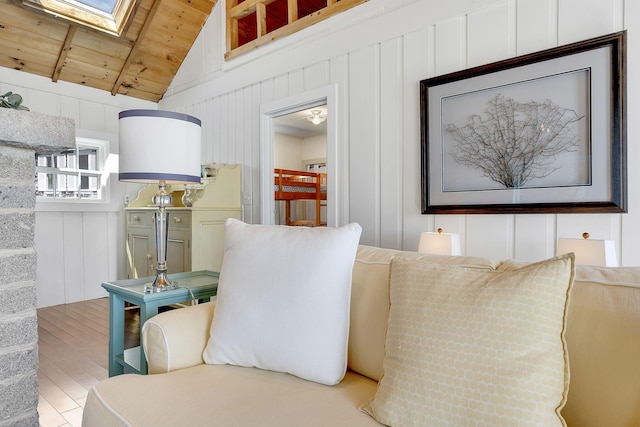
[144, 271, 178, 293]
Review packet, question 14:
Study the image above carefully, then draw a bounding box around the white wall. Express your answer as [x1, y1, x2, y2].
[303, 135, 327, 163]
[159, 0, 640, 265]
[3, 0, 638, 308]
[0, 68, 155, 307]
[274, 133, 304, 170]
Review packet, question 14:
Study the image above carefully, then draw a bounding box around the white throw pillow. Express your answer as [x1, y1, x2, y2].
[203, 218, 362, 385]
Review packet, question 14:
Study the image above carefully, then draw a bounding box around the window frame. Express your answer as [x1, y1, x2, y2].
[20, 0, 136, 36]
[36, 137, 110, 205]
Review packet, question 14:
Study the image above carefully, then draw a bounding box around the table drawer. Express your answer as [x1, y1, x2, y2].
[169, 212, 190, 229]
[128, 211, 154, 227]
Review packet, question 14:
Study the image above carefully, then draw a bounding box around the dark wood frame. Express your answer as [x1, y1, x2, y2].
[420, 31, 626, 214]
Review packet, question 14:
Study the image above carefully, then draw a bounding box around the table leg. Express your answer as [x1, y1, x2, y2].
[108, 294, 125, 377]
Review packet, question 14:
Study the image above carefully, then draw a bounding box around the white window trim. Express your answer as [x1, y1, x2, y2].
[36, 136, 111, 209]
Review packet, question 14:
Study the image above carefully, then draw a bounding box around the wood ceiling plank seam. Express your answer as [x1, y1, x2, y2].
[0, 4, 70, 40]
[74, 26, 132, 51]
[0, 24, 66, 53]
[70, 37, 132, 62]
[52, 24, 76, 82]
[172, 0, 216, 15]
[60, 57, 121, 85]
[67, 45, 127, 67]
[0, 37, 60, 66]
[120, 71, 170, 92]
[0, 52, 58, 75]
[118, 86, 162, 102]
[65, 45, 126, 73]
[127, 50, 181, 77]
[111, 0, 163, 96]
[139, 25, 196, 52]
[137, 42, 190, 63]
[58, 71, 117, 90]
[151, 3, 208, 36]
[156, 2, 210, 24]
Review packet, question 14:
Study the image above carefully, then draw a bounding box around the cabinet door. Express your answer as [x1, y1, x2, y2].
[127, 231, 154, 279]
[166, 230, 191, 274]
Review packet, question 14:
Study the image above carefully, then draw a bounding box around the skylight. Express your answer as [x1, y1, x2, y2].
[22, 0, 135, 35]
[79, 0, 116, 14]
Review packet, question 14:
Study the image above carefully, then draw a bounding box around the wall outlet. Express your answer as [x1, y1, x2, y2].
[123, 195, 130, 206]
[242, 192, 252, 205]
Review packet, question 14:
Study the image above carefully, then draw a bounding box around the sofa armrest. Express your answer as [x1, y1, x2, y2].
[141, 301, 215, 374]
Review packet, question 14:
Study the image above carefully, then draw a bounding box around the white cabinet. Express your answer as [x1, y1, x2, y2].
[125, 164, 241, 279]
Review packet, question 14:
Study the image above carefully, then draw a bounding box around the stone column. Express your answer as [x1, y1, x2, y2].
[0, 109, 75, 426]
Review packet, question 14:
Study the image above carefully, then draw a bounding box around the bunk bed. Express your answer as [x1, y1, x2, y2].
[274, 168, 327, 226]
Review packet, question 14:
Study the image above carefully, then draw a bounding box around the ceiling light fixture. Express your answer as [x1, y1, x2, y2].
[307, 110, 326, 125]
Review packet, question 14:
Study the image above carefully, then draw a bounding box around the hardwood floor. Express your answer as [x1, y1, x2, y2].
[37, 298, 140, 427]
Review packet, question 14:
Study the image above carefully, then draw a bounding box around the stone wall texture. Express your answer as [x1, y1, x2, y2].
[0, 109, 74, 426]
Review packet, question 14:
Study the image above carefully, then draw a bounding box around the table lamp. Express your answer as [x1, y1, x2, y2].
[418, 228, 461, 256]
[119, 109, 202, 292]
[556, 232, 618, 267]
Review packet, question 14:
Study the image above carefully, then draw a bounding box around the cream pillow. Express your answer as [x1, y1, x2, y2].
[203, 219, 362, 386]
[363, 254, 574, 426]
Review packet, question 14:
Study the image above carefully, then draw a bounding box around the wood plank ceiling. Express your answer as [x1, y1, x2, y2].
[0, 0, 367, 102]
[0, 0, 217, 102]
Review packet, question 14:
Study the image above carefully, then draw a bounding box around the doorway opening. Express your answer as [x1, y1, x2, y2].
[273, 106, 327, 226]
[260, 85, 339, 226]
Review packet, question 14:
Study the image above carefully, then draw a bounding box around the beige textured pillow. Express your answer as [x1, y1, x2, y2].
[364, 254, 575, 427]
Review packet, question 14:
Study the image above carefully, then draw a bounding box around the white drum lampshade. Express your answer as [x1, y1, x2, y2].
[119, 109, 202, 292]
[556, 233, 618, 267]
[418, 228, 461, 256]
[119, 109, 202, 184]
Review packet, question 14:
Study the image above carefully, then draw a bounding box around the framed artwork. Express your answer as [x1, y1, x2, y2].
[420, 31, 626, 214]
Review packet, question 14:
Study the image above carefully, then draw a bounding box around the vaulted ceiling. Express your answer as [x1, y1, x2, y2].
[0, 0, 217, 102]
[0, 0, 367, 102]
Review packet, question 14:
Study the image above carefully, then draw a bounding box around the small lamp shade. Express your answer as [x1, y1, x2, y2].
[556, 234, 618, 267]
[418, 228, 461, 256]
[119, 109, 201, 184]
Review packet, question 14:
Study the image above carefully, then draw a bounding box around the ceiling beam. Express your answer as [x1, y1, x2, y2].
[111, 0, 161, 97]
[52, 24, 76, 82]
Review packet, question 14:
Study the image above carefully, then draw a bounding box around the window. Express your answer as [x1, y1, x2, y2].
[36, 138, 108, 201]
[21, 0, 135, 36]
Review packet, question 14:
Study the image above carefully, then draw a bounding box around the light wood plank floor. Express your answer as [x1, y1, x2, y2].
[37, 298, 140, 427]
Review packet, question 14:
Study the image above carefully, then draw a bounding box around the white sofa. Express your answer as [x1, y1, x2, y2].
[82, 245, 640, 426]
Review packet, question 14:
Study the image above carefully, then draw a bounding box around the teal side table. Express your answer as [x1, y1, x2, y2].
[102, 270, 219, 377]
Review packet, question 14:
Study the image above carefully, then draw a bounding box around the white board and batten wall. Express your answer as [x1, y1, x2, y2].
[160, 0, 640, 265]
[2, 0, 639, 307]
[0, 68, 155, 307]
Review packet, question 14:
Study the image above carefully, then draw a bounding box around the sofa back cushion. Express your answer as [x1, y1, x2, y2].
[497, 260, 640, 426]
[560, 265, 640, 427]
[348, 245, 498, 381]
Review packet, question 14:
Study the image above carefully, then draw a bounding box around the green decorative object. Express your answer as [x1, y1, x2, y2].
[0, 92, 29, 111]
